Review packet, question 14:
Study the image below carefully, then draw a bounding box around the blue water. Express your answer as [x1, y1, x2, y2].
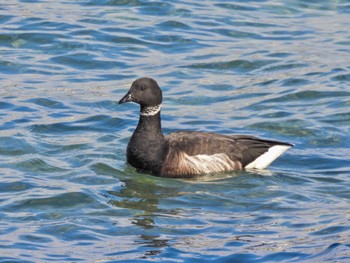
[1, 0, 350, 262]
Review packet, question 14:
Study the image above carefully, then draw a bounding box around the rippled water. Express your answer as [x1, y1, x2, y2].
[1, 0, 350, 262]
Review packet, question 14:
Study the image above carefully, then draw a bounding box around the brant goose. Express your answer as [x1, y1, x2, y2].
[119, 77, 293, 178]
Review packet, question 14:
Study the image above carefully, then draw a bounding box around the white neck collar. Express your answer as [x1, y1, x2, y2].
[140, 104, 162, 117]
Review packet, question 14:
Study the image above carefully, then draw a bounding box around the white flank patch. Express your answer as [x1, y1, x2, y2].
[184, 152, 239, 174]
[140, 104, 162, 117]
[245, 145, 291, 169]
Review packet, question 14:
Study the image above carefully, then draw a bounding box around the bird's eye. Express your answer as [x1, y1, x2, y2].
[140, 85, 145, 91]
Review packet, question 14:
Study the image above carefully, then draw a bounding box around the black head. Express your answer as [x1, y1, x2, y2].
[119, 77, 163, 107]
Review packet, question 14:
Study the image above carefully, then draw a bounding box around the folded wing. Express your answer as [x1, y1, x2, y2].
[160, 131, 292, 177]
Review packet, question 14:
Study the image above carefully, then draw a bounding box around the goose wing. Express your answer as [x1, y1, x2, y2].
[160, 131, 292, 177]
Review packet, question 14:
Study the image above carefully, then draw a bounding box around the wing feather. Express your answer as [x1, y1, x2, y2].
[160, 131, 292, 177]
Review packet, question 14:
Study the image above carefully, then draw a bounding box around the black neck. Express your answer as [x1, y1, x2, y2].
[135, 111, 163, 138]
[126, 110, 166, 174]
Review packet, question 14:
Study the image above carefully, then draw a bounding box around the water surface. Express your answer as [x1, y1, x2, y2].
[1, 0, 350, 262]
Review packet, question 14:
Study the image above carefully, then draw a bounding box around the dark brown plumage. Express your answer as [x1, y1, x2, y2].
[119, 77, 293, 178]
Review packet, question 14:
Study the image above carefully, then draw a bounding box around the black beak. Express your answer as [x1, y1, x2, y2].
[119, 91, 133, 104]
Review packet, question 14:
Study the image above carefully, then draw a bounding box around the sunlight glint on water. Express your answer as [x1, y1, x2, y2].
[0, 0, 349, 262]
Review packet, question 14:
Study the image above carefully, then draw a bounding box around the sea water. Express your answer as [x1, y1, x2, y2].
[0, 0, 350, 262]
